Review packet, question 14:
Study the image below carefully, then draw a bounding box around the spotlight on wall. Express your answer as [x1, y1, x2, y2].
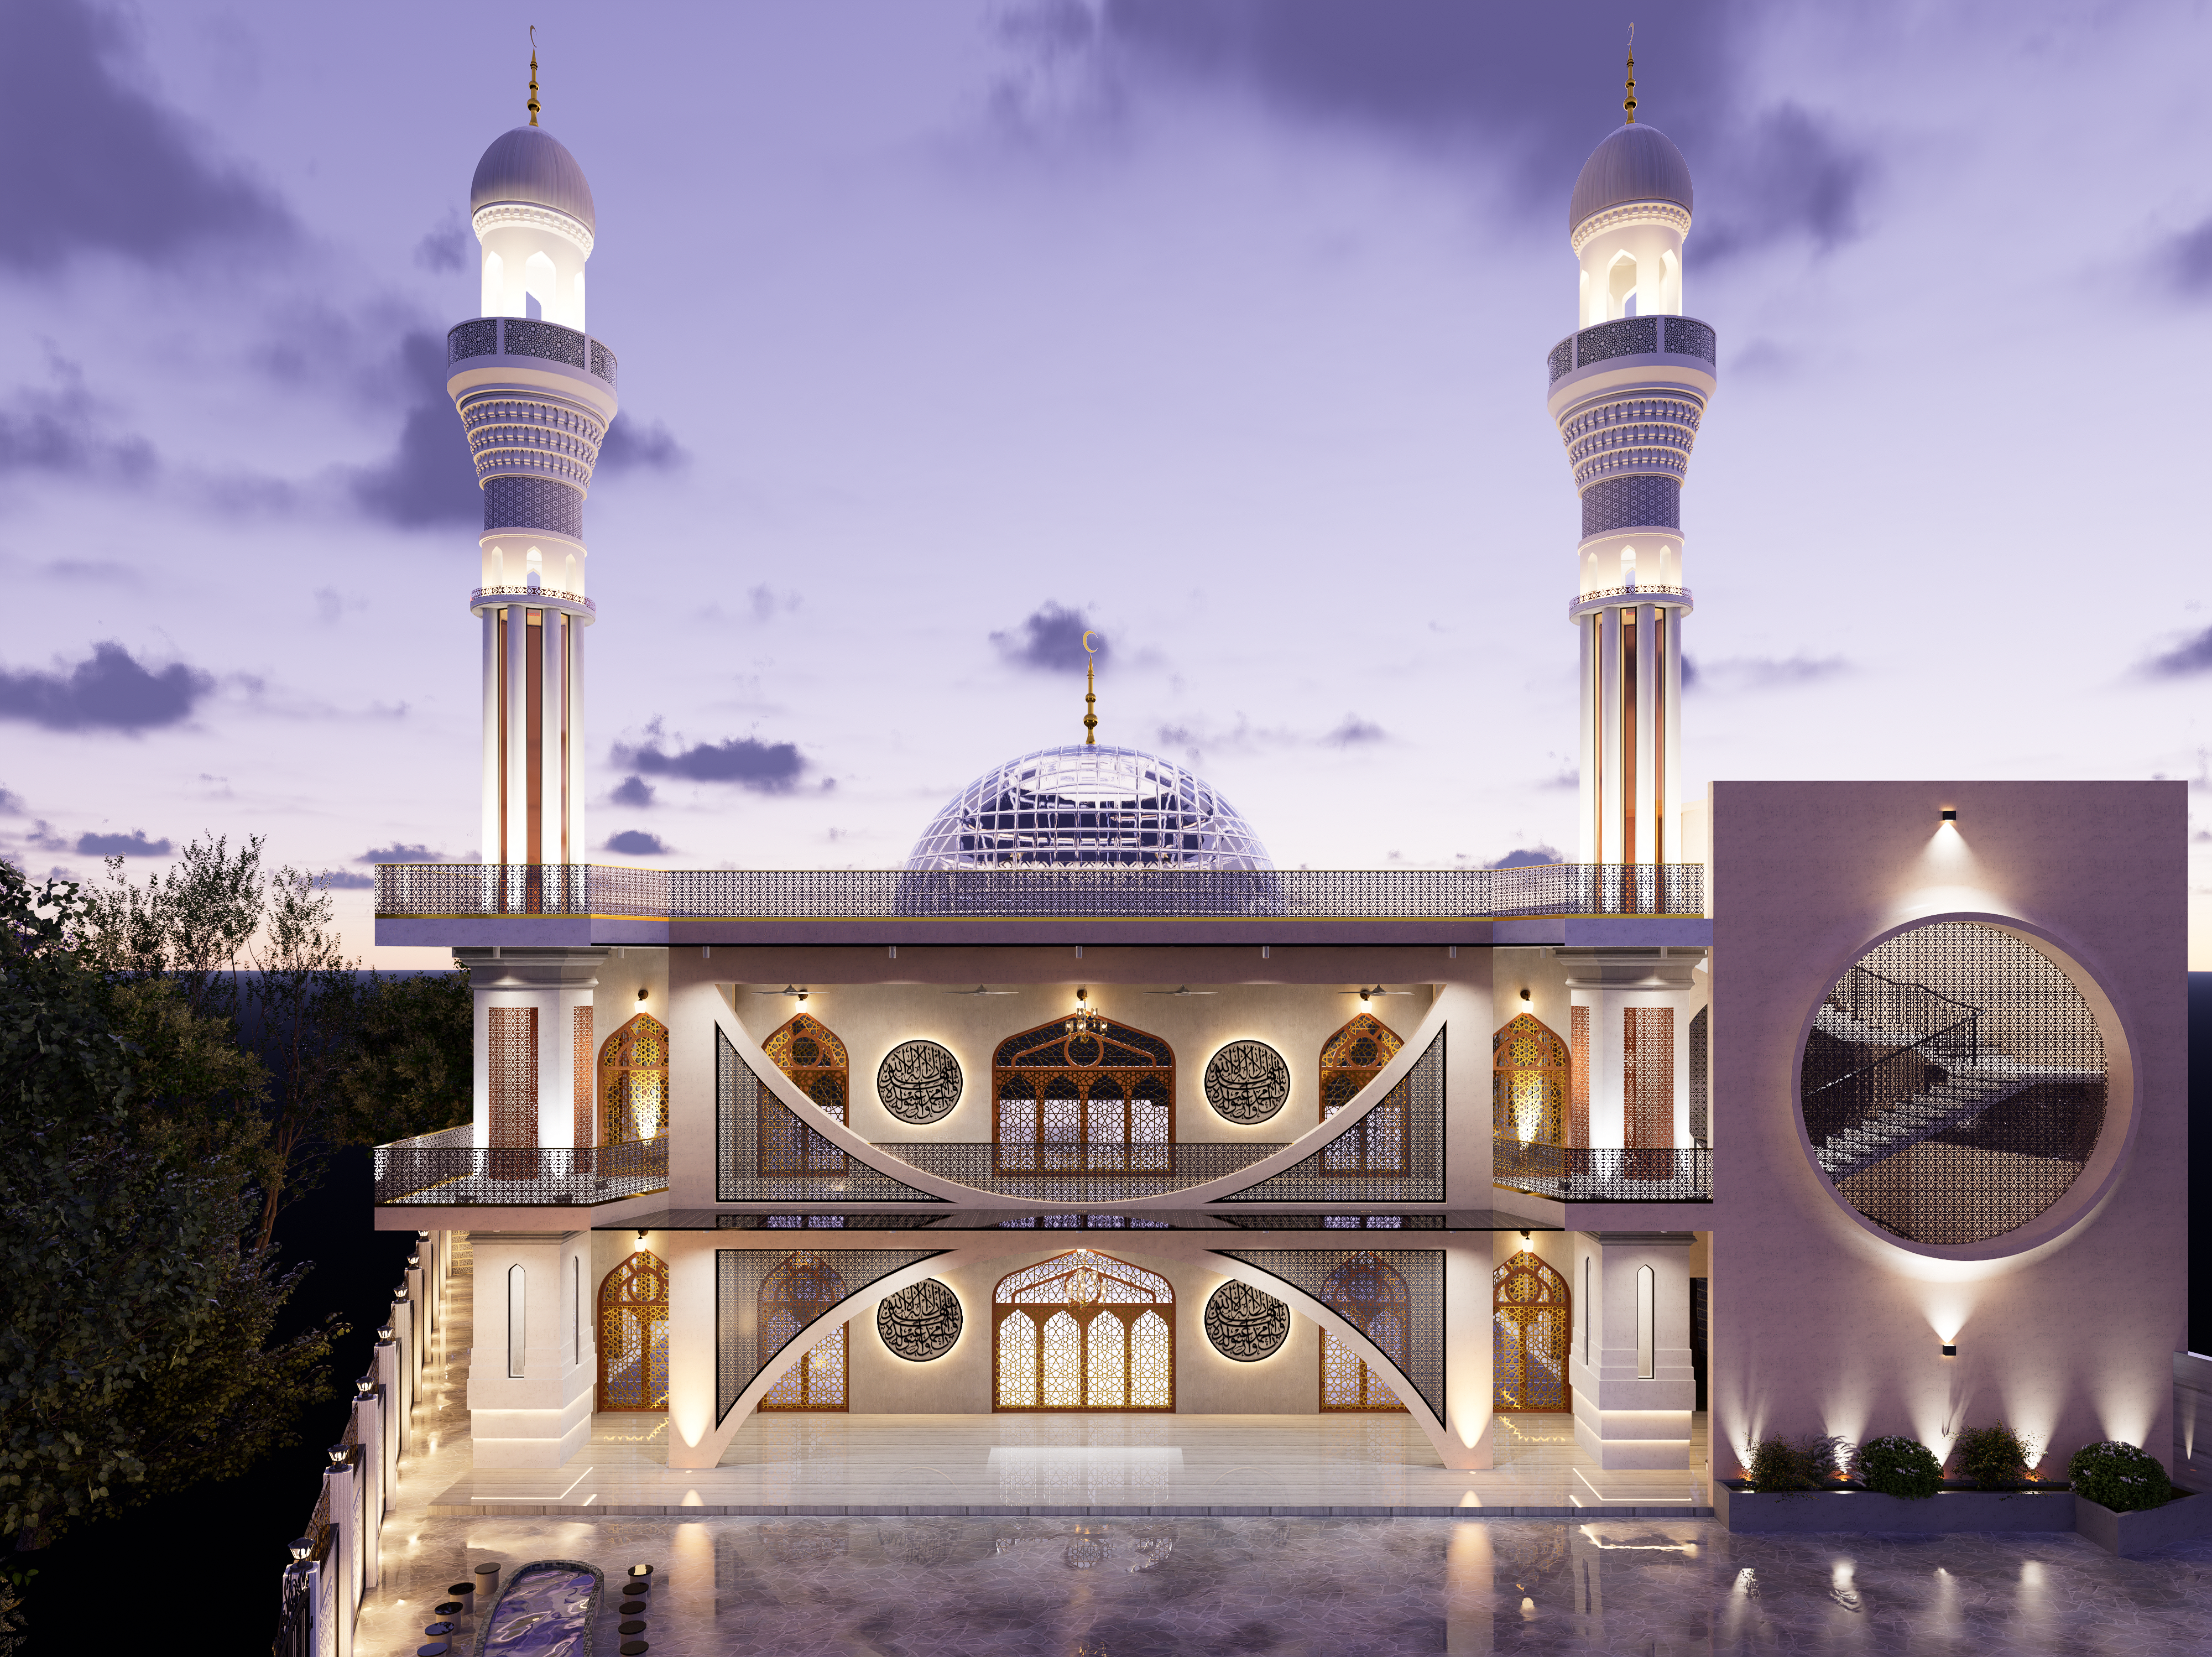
[1520, 1229, 1531, 1241]
[1940, 1342, 1958, 1358]
[1939, 809, 1958, 822]
[1519, 988, 1532, 1005]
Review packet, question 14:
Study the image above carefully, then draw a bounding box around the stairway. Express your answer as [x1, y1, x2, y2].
[1814, 1058, 2101, 1184]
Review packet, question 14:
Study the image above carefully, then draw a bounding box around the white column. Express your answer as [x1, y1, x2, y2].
[466, 1230, 594, 1468]
[504, 605, 529, 866]
[1570, 1232, 1695, 1469]
[480, 609, 501, 864]
[1443, 1241, 1495, 1468]
[1578, 613, 1597, 863]
[566, 614, 588, 864]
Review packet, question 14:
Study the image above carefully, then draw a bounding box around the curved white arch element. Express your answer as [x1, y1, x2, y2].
[704, 991, 1451, 1210]
[669, 1250, 957, 1469]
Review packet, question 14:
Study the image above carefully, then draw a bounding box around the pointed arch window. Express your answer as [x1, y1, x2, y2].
[993, 1017, 1174, 1176]
[993, 1250, 1175, 1411]
[1318, 1251, 1408, 1411]
[1494, 1250, 1572, 1412]
[1319, 1014, 1407, 1175]
[599, 1012, 668, 1145]
[763, 1013, 849, 1177]
[758, 1252, 849, 1411]
[598, 1250, 669, 1411]
[1493, 1013, 1569, 1147]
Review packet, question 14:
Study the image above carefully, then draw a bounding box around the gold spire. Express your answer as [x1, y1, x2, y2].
[528, 25, 541, 126]
[1082, 629, 1099, 744]
[1623, 23, 1637, 123]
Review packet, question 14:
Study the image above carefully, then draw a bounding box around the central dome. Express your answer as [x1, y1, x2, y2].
[907, 745, 1273, 869]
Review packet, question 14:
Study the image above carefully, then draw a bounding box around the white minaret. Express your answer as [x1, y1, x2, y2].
[1545, 57, 1714, 872]
[446, 53, 617, 882]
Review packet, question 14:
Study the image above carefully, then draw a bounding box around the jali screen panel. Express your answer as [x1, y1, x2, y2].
[714, 1249, 946, 1424]
[1213, 1248, 1444, 1426]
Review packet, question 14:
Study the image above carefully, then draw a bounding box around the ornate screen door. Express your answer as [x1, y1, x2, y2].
[598, 1250, 670, 1411]
[1493, 1013, 1568, 1146]
[1493, 1250, 1571, 1412]
[598, 1012, 668, 1145]
[993, 1251, 1175, 1411]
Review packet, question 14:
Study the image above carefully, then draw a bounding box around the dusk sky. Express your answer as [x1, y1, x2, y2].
[3, 0, 2209, 966]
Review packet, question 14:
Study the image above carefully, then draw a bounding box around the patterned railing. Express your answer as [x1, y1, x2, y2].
[868, 1140, 1285, 1202]
[447, 316, 618, 387]
[1547, 314, 1718, 383]
[373, 1134, 669, 1205]
[1569, 584, 1693, 616]
[470, 585, 597, 612]
[377, 862, 1707, 920]
[1492, 1140, 1712, 1202]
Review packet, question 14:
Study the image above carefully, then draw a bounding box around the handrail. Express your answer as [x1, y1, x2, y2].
[470, 585, 596, 612]
[1802, 1010, 1979, 1150]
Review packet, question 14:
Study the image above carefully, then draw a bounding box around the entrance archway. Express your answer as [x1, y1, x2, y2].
[1318, 1252, 1409, 1411]
[759, 1253, 849, 1411]
[1493, 1250, 1571, 1412]
[993, 1250, 1175, 1411]
[597, 1250, 669, 1411]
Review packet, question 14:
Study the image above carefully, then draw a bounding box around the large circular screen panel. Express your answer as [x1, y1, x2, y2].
[1799, 920, 2106, 1246]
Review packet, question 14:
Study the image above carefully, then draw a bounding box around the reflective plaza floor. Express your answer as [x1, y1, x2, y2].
[358, 1248, 2212, 1656]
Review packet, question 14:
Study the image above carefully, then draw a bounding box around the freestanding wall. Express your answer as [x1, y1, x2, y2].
[1707, 780, 2187, 1481]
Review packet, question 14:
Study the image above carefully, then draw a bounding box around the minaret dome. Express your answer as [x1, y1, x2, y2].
[471, 126, 596, 330]
[1569, 123, 1693, 327]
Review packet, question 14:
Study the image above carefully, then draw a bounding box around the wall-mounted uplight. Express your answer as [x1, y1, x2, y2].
[637, 987, 649, 1002]
[637, 1229, 649, 1243]
[1940, 1342, 1958, 1358]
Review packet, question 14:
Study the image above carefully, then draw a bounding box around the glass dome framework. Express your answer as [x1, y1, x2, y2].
[906, 745, 1272, 870]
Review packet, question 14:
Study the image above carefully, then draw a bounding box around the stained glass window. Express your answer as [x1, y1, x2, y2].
[598, 1250, 669, 1411]
[759, 1252, 848, 1411]
[992, 1250, 1175, 1411]
[1318, 1252, 1409, 1412]
[1492, 1013, 1568, 1148]
[1318, 1014, 1407, 1174]
[763, 1013, 849, 1177]
[1493, 1250, 1571, 1413]
[993, 1017, 1174, 1177]
[598, 1012, 668, 1146]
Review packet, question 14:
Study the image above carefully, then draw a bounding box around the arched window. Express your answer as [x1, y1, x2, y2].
[507, 1262, 527, 1378]
[1494, 1250, 1572, 1413]
[598, 1012, 668, 1145]
[993, 1250, 1174, 1411]
[759, 1253, 848, 1411]
[763, 1013, 849, 1177]
[598, 1251, 669, 1411]
[993, 1017, 1173, 1176]
[481, 248, 505, 316]
[524, 250, 556, 321]
[1608, 252, 1638, 320]
[1319, 1252, 1408, 1411]
[1318, 1014, 1407, 1175]
[1493, 1013, 1569, 1147]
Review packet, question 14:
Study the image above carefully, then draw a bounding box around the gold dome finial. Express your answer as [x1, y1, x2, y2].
[528, 25, 541, 126]
[1081, 631, 1099, 746]
[1623, 23, 1637, 124]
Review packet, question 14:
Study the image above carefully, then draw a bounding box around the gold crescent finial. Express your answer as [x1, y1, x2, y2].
[1623, 23, 1637, 124]
[528, 25, 541, 126]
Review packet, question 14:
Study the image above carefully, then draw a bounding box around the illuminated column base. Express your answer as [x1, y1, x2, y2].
[1570, 1233, 1695, 1470]
[466, 1231, 595, 1470]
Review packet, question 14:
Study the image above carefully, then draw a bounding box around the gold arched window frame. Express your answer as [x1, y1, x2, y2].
[1318, 1250, 1410, 1412]
[758, 1252, 849, 1411]
[1493, 1249, 1572, 1413]
[1318, 1013, 1408, 1175]
[598, 1012, 669, 1146]
[763, 1012, 850, 1177]
[992, 1249, 1176, 1412]
[597, 1249, 669, 1412]
[992, 1015, 1175, 1176]
[1493, 1012, 1569, 1147]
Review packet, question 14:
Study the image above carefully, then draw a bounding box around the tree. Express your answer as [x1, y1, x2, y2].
[81, 835, 265, 1022]
[337, 964, 473, 1147]
[246, 869, 362, 1250]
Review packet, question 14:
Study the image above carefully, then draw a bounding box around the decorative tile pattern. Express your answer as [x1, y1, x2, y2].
[504, 316, 589, 369]
[447, 318, 499, 361]
[1578, 473, 1681, 537]
[482, 475, 585, 537]
[1573, 315, 1660, 364]
[1662, 315, 1718, 362]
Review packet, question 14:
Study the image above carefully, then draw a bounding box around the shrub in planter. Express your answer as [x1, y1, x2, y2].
[1747, 1433, 1850, 1492]
[1853, 1436, 1942, 1500]
[2067, 1441, 2174, 1513]
[1950, 1422, 2033, 1489]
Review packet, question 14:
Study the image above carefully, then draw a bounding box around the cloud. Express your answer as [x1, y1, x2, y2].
[2160, 217, 2212, 298]
[1683, 653, 1849, 692]
[614, 723, 806, 791]
[0, 352, 158, 483]
[1323, 715, 1386, 746]
[990, 1, 1872, 259]
[606, 829, 667, 856]
[315, 870, 375, 889]
[359, 843, 436, 863]
[2144, 626, 2212, 678]
[0, 640, 213, 731]
[0, 0, 290, 270]
[76, 829, 170, 857]
[992, 602, 1109, 671]
[748, 585, 801, 621]
[611, 775, 656, 807]
[1489, 845, 1562, 868]
[0, 788, 22, 814]
[348, 330, 480, 528]
[414, 213, 471, 274]
[599, 417, 685, 473]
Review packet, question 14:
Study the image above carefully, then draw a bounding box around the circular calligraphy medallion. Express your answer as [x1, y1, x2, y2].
[1203, 1279, 1291, 1362]
[876, 1040, 963, 1125]
[1203, 1039, 1291, 1124]
[877, 1278, 963, 1362]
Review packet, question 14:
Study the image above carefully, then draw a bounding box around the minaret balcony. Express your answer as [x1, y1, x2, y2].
[1569, 584, 1693, 622]
[1546, 314, 1717, 421]
[469, 584, 596, 622]
[448, 316, 618, 388]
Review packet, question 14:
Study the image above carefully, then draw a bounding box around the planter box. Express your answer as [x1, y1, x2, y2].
[2074, 1489, 2212, 1558]
[1718, 1480, 2074, 1534]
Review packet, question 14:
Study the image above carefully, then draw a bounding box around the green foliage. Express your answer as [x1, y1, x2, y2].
[336, 964, 473, 1147]
[2067, 1441, 2175, 1513]
[1950, 1422, 2033, 1489]
[1746, 1433, 1850, 1492]
[1853, 1435, 1943, 1499]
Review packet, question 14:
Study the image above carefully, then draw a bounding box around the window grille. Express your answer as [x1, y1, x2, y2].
[992, 1251, 1175, 1411]
[599, 1013, 667, 1145]
[1222, 1033, 1445, 1203]
[763, 1014, 849, 1176]
[1493, 1250, 1571, 1412]
[992, 1017, 1175, 1177]
[1493, 1014, 1568, 1148]
[597, 1250, 669, 1411]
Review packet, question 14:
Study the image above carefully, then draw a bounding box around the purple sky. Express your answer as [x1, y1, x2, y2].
[2, 0, 2209, 967]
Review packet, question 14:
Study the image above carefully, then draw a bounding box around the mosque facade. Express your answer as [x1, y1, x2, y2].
[373, 73, 2187, 1504]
